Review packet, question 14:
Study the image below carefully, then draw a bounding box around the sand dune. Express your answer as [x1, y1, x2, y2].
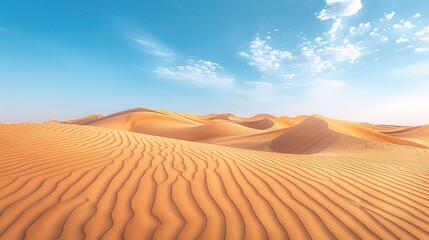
[0, 122, 428, 239]
[202, 113, 236, 121]
[67, 108, 429, 154]
[235, 118, 276, 130]
[315, 115, 429, 149]
[84, 109, 262, 142]
[205, 128, 288, 152]
[252, 113, 277, 119]
[62, 114, 102, 125]
[269, 116, 376, 154]
[384, 125, 429, 146]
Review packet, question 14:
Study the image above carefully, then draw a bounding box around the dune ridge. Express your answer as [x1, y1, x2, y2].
[269, 116, 375, 154]
[0, 122, 428, 239]
[67, 108, 429, 154]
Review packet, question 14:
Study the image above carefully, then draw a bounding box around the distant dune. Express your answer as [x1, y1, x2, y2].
[68, 108, 429, 154]
[1, 108, 428, 239]
[269, 116, 374, 154]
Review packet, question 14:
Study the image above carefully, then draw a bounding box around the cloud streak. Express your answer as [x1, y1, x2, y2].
[154, 60, 234, 87]
[245, 81, 273, 88]
[284, 78, 346, 88]
[132, 38, 175, 59]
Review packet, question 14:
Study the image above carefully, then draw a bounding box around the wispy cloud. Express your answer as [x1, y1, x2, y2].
[240, 34, 362, 76]
[317, 0, 362, 20]
[413, 13, 422, 18]
[280, 73, 296, 79]
[284, 78, 346, 88]
[396, 36, 409, 43]
[369, 28, 388, 42]
[131, 32, 235, 88]
[235, 0, 376, 90]
[328, 19, 343, 40]
[349, 22, 371, 36]
[414, 47, 428, 53]
[358, 14, 429, 53]
[380, 11, 396, 21]
[144, 3, 428, 98]
[238, 19, 363, 90]
[245, 81, 273, 89]
[154, 60, 234, 87]
[392, 20, 414, 29]
[319, 43, 361, 64]
[415, 26, 429, 41]
[299, 42, 362, 73]
[132, 38, 175, 59]
[311, 78, 347, 88]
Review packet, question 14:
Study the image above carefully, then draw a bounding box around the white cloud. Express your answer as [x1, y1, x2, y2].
[349, 22, 371, 35]
[281, 73, 296, 79]
[317, 0, 362, 20]
[414, 48, 428, 53]
[369, 28, 379, 36]
[386, 12, 396, 20]
[368, 27, 389, 42]
[154, 60, 234, 87]
[240, 18, 363, 89]
[380, 36, 389, 42]
[415, 26, 429, 41]
[359, 22, 371, 29]
[318, 43, 361, 63]
[239, 37, 293, 71]
[396, 37, 409, 43]
[384, 11, 396, 21]
[415, 26, 429, 36]
[133, 38, 174, 58]
[238, 52, 249, 57]
[311, 78, 347, 88]
[413, 13, 422, 18]
[298, 42, 361, 73]
[328, 19, 343, 40]
[284, 78, 346, 88]
[300, 47, 334, 72]
[393, 20, 414, 29]
[245, 81, 273, 88]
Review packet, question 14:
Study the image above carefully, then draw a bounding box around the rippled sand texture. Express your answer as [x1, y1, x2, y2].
[1, 123, 428, 239]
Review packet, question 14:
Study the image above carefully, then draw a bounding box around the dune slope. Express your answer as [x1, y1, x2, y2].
[270, 116, 377, 154]
[67, 109, 429, 154]
[0, 123, 428, 240]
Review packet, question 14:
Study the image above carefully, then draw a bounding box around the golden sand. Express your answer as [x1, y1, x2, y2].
[0, 108, 428, 239]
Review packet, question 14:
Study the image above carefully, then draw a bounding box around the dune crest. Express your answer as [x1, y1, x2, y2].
[66, 108, 429, 153]
[269, 116, 374, 154]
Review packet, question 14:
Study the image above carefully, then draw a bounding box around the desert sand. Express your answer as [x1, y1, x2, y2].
[1, 108, 428, 239]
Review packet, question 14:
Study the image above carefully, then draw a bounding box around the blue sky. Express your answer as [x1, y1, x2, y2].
[1, 0, 429, 125]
